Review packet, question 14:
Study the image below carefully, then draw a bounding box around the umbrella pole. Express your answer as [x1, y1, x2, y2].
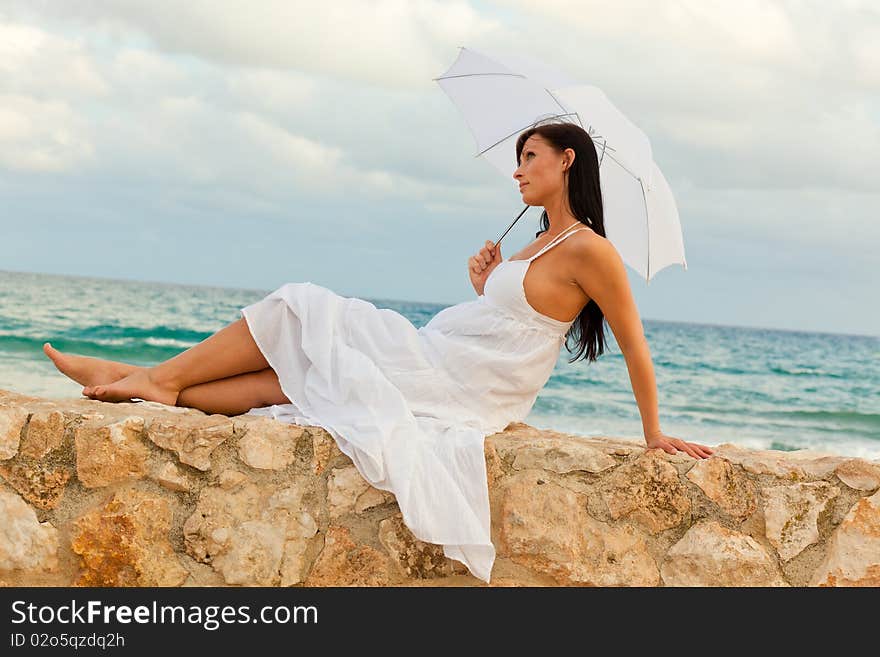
[494, 204, 530, 249]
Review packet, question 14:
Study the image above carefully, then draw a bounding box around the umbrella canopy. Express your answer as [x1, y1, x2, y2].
[434, 46, 687, 283]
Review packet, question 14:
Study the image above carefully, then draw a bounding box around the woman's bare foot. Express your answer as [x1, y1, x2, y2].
[42, 342, 137, 387]
[83, 368, 180, 406]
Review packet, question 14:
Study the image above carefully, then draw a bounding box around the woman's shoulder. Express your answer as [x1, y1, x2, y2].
[564, 224, 608, 253]
[562, 227, 622, 274]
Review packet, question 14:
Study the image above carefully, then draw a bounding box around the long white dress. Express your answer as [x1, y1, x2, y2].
[240, 223, 590, 583]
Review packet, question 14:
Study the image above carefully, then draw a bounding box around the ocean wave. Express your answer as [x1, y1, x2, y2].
[60, 324, 208, 343]
[768, 365, 845, 378]
[144, 337, 197, 348]
[759, 408, 880, 436]
[0, 334, 186, 363]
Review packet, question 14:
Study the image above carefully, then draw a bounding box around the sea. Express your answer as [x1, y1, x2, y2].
[2, 269, 878, 460]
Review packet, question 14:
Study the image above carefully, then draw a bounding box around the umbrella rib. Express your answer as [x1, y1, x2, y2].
[537, 89, 620, 170]
[545, 89, 582, 127]
[474, 113, 582, 158]
[641, 177, 650, 284]
[432, 73, 527, 81]
[545, 87, 611, 166]
[599, 148, 639, 181]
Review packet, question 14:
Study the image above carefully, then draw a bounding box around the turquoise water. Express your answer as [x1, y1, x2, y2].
[2, 269, 878, 459]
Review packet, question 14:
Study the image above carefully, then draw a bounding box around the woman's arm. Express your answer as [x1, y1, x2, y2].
[572, 238, 713, 459]
[620, 334, 660, 437]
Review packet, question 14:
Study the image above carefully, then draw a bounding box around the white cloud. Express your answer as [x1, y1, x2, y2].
[3, 0, 508, 90]
[0, 95, 94, 172]
[0, 20, 107, 97]
[225, 69, 317, 114]
[483, 1, 880, 193]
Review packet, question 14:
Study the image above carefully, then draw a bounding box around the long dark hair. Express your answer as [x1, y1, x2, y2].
[515, 122, 608, 363]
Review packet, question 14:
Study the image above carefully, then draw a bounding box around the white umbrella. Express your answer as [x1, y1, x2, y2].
[433, 46, 687, 284]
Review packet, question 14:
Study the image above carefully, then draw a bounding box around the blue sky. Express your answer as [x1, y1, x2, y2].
[0, 1, 877, 337]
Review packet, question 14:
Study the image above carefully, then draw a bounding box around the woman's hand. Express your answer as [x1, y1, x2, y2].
[645, 430, 714, 459]
[468, 240, 503, 295]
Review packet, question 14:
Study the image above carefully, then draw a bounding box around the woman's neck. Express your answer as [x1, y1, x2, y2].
[542, 198, 579, 237]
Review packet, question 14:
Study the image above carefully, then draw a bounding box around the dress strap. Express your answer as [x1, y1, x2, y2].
[526, 223, 590, 262]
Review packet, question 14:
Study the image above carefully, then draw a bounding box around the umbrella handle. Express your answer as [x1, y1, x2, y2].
[494, 205, 530, 250]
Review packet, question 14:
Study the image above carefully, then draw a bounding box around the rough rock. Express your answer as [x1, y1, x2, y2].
[74, 416, 150, 487]
[660, 520, 787, 586]
[0, 489, 59, 574]
[760, 481, 839, 561]
[235, 417, 302, 470]
[712, 443, 844, 479]
[834, 458, 880, 491]
[510, 436, 617, 474]
[183, 481, 319, 586]
[0, 388, 877, 587]
[19, 409, 66, 459]
[304, 525, 394, 586]
[378, 512, 458, 579]
[603, 450, 691, 534]
[498, 469, 659, 585]
[0, 461, 71, 509]
[687, 456, 757, 520]
[810, 489, 880, 586]
[0, 406, 29, 459]
[327, 464, 395, 519]
[145, 414, 233, 471]
[70, 487, 188, 586]
[150, 460, 193, 493]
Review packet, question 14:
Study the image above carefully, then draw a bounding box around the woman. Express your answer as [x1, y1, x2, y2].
[43, 122, 712, 583]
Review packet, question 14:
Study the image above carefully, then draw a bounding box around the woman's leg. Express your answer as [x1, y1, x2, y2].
[176, 367, 291, 416]
[81, 317, 270, 405]
[46, 338, 289, 415]
[43, 343, 139, 387]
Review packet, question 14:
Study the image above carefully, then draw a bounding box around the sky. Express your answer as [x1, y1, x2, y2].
[0, 0, 877, 337]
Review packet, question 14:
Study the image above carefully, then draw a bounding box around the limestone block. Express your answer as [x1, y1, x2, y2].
[304, 526, 394, 586]
[150, 461, 193, 493]
[219, 469, 248, 490]
[686, 456, 757, 520]
[712, 443, 844, 479]
[661, 520, 787, 586]
[498, 469, 659, 585]
[311, 429, 344, 476]
[19, 409, 66, 459]
[834, 458, 880, 491]
[511, 436, 618, 474]
[183, 481, 319, 586]
[0, 461, 71, 509]
[0, 489, 59, 574]
[74, 416, 150, 487]
[145, 414, 233, 471]
[604, 450, 691, 534]
[71, 487, 188, 586]
[0, 406, 29, 460]
[378, 512, 456, 579]
[760, 481, 839, 561]
[810, 490, 880, 586]
[235, 417, 303, 470]
[327, 464, 394, 519]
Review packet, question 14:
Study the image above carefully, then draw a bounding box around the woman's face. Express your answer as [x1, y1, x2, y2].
[512, 134, 567, 206]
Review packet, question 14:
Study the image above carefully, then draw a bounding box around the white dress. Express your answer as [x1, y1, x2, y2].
[240, 223, 590, 583]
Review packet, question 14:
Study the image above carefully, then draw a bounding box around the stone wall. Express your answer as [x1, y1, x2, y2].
[1, 388, 878, 587]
